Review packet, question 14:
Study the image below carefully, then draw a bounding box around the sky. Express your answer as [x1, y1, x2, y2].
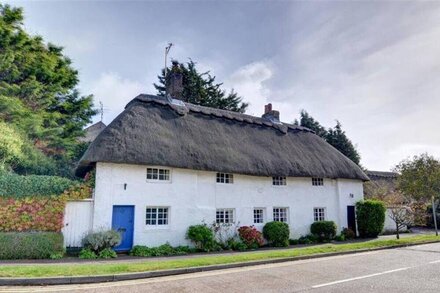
[7, 0, 440, 171]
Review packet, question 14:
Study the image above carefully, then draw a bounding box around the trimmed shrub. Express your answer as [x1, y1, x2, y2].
[82, 230, 121, 253]
[342, 228, 356, 239]
[263, 221, 290, 247]
[79, 248, 97, 259]
[0, 232, 64, 259]
[0, 173, 77, 197]
[186, 224, 217, 251]
[238, 226, 264, 249]
[356, 200, 386, 238]
[310, 221, 337, 242]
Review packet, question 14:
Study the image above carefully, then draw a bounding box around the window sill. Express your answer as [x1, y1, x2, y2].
[146, 180, 172, 184]
[144, 226, 170, 231]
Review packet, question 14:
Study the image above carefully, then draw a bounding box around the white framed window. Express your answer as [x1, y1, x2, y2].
[272, 176, 286, 186]
[314, 207, 326, 222]
[253, 208, 265, 224]
[216, 208, 234, 224]
[147, 168, 170, 182]
[273, 207, 288, 223]
[146, 207, 169, 226]
[216, 172, 234, 184]
[312, 177, 324, 186]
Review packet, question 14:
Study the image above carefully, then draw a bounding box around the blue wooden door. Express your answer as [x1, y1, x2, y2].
[112, 205, 134, 252]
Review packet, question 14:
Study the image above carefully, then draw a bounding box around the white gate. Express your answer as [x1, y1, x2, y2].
[62, 199, 94, 247]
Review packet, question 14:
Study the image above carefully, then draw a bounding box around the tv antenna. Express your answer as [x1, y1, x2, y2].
[99, 101, 108, 122]
[165, 43, 173, 97]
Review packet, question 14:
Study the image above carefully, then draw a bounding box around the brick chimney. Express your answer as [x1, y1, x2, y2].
[166, 61, 184, 100]
[262, 103, 280, 121]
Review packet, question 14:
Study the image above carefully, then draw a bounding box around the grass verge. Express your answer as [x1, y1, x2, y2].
[0, 235, 438, 278]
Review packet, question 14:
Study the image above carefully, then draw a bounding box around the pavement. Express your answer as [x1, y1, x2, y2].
[1, 242, 440, 293]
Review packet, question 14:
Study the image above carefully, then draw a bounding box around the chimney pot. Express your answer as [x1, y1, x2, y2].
[264, 103, 272, 114]
[262, 103, 280, 122]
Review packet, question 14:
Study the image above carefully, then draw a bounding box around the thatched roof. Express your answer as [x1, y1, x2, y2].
[78, 121, 107, 143]
[76, 94, 368, 181]
[365, 170, 398, 180]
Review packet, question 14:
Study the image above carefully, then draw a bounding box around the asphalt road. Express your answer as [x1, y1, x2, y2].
[2, 242, 440, 293]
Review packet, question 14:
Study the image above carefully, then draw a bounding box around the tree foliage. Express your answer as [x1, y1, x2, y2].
[294, 110, 327, 137]
[394, 153, 440, 202]
[0, 121, 23, 169]
[0, 4, 97, 176]
[294, 110, 361, 165]
[154, 60, 248, 113]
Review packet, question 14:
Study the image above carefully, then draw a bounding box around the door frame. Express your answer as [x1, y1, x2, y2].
[111, 205, 135, 252]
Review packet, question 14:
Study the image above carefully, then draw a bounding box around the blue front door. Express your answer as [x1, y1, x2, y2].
[112, 205, 134, 252]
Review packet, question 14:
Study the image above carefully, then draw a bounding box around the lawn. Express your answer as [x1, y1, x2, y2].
[0, 235, 438, 278]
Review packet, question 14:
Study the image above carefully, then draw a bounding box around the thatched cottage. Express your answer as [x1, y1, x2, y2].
[75, 74, 368, 251]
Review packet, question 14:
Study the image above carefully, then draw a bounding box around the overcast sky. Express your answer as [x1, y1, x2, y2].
[7, 1, 440, 171]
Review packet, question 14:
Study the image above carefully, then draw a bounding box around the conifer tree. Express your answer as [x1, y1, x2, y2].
[154, 60, 248, 113]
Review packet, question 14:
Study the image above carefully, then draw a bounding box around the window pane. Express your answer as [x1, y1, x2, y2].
[312, 178, 323, 186]
[147, 168, 170, 181]
[146, 207, 169, 226]
[216, 209, 234, 223]
[217, 173, 233, 184]
[274, 208, 287, 222]
[254, 208, 264, 224]
[273, 176, 286, 186]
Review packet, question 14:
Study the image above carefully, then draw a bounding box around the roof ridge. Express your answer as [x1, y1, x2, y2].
[130, 94, 313, 134]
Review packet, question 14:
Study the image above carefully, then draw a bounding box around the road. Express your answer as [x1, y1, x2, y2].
[1, 242, 440, 293]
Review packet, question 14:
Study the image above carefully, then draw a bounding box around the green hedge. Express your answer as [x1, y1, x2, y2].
[0, 173, 77, 198]
[310, 221, 337, 242]
[0, 232, 64, 259]
[356, 200, 386, 238]
[263, 221, 290, 247]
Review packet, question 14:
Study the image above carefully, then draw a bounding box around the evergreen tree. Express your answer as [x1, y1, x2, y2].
[294, 110, 361, 165]
[0, 4, 97, 176]
[154, 60, 248, 113]
[293, 110, 327, 137]
[325, 121, 361, 165]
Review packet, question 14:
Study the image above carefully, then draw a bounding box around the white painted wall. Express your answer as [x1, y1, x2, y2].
[62, 200, 94, 247]
[383, 208, 409, 233]
[92, 162, 364, 247]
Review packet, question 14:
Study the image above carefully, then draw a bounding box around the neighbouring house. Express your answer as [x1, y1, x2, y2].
[364, 170, 412, 232]
[364, 170, 398, 201]
[73, 73, 368, 251]
[78, 121, 107, 143]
